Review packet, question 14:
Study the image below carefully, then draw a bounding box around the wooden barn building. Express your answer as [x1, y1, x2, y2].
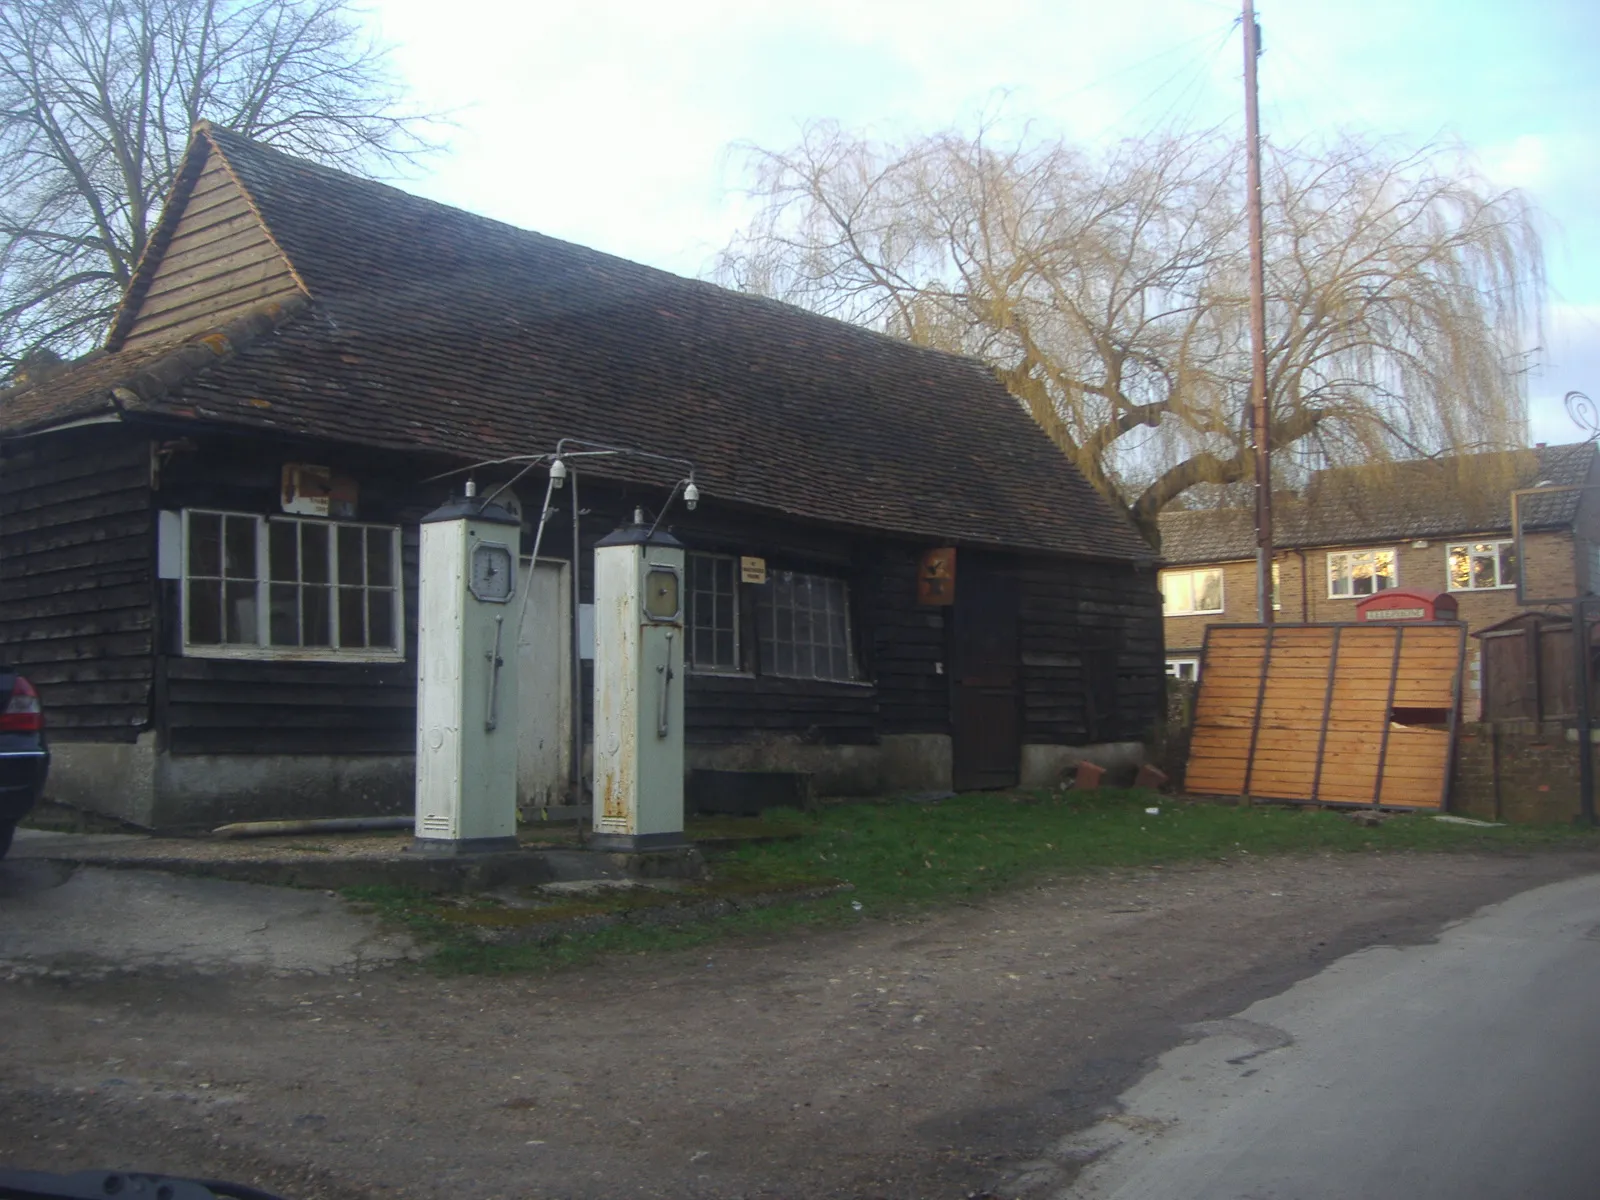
[0, 125, 1161, 830]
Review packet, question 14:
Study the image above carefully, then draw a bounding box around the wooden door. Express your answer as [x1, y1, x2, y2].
[517, 558, 572, 809]
[951, 559, 1021, 791]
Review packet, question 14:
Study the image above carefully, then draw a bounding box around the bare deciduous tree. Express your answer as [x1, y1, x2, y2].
[717, 123, 1544, 538]
[0, 0, 434, 368]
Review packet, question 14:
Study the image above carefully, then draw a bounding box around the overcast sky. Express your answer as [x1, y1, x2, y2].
[366, 0, 1598, 446]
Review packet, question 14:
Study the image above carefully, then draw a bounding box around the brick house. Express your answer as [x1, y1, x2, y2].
[1157, 443, 1600, 715]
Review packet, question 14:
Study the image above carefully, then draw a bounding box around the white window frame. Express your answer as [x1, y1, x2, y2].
[685, 551, 743, 674]
[1165, 657, 1200, 681]
[181, 509, 404, 662]
[1161, 568, 1225, 616]
[1446, 540, 1516, 592]
[1327, 548, 1398, 599]
[757, 568, 860, 683]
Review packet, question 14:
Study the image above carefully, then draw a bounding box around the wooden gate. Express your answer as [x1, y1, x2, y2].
[951, 559, 1021, 791]
[1186, 622, 1465, 809]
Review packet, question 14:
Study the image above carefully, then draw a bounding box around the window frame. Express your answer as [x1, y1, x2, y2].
[1161, 567, 1225, 616]
[684, 551, 744, 675]
[1327, 548, 1399, 599]
[1165, 657, 1201, 682]
[756, 567, 861, 684]
[1445, 539, 1516, 592]
[180, 508, 405, 662]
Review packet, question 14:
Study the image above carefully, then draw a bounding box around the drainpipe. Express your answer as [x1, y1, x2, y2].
[571, 470, 584, 806]
[1576, 596, 1595, 825]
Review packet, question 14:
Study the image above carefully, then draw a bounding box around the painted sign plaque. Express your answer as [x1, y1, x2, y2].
[918, 547, 957, 605]
[281, 463, 358, 518]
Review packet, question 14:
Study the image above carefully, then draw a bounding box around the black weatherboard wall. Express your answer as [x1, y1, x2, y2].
[0, 426, 155, 742]
[1021, 557, 1162, 746]
[150, 434, 427, 760]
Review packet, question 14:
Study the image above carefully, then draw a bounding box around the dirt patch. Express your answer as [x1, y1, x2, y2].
[2, 849, 1594, 1200]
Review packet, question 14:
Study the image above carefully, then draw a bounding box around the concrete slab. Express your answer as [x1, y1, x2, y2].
[10, 826, 706, 893]
[0, 861, 414, 979]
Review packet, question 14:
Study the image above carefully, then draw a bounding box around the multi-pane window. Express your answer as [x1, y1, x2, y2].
[757, 570, 856, 682]
[1447, 541, 1515, 591]
[185, 512, 261, 645]
[1328, 549, 1397, 598]
[686, 553, 740, 672]
[1161, 568, 1224, 615]
[184, 510, 401, 658]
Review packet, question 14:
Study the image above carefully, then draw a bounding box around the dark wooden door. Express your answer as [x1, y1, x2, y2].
[950, 559, 1021, 790]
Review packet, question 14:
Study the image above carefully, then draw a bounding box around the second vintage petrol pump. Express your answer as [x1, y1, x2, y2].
[589, 510, 687, 851]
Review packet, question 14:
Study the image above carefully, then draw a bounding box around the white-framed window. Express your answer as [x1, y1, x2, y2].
[686, 552, 740, 672]
[1327, 549, 1397, 598]
[757, 569, 857, 682]
[1165, 657, 1200, 681]
[1161, 568, 1224, 615]
[1447, 540, 1516, 591]
[183, 509, 403, 660]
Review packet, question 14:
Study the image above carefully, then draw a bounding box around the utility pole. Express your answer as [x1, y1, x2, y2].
[1243, 0, 1273, 623]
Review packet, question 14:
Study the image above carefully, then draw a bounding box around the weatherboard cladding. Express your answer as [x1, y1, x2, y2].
[1159, 443, 1598, 565]
[0, 124, 1148, 563]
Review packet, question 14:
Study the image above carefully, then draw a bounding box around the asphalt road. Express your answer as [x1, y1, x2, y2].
[1053, 872, 1600, 1200]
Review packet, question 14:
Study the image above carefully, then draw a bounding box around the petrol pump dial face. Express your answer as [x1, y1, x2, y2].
[644, 567, 680, 621]
[470, 542, 515, 603]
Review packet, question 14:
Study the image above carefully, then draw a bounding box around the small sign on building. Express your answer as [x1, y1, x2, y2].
[918, 547, 957, 605]
[282, 463, 358, 518]
[740, 556, 767, 585]
[1356, 587, 1459, 623]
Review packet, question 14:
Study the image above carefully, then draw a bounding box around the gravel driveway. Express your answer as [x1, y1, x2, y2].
[2, 847, 1594, 1200]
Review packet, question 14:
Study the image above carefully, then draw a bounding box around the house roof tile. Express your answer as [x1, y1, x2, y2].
[1159, 443, 1597, 565]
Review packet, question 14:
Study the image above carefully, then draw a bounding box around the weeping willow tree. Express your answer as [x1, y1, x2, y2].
[716, 123, 1544, 541]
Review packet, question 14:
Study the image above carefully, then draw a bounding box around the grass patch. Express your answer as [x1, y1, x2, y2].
[347, 790, 1600, 974]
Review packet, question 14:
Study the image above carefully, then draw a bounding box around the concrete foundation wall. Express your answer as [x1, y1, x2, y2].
[47, 733, 1147, 830]
[46, 740, 412, 831]
[685, 734, 952, 796]
[152, 754, 414, 830]
[1020, 741, 1147, 787]
[45, 737, 159, 827]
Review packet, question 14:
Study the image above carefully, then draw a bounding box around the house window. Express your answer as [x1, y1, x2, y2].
[757, 569, 856, 682]
[183, 510, 402, 659]
[686, 552, 740, 672]
[1165, 657, 1200, 681]
[1162, 568, 1224, 615]
[1447, 541, 1515, 591]
[1328, 549, 1397, 598]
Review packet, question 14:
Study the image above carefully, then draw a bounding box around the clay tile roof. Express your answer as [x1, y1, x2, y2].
[1, 125, 1151, 563]
[0, 297, 309, 434]
[1158, 443, 1598, 565]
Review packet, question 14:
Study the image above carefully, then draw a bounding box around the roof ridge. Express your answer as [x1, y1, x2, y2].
[197, 124, 1004, 377]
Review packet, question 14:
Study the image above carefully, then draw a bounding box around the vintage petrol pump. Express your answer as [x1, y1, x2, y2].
[414, 486, 522, 853]
[590, 511, 686, 850]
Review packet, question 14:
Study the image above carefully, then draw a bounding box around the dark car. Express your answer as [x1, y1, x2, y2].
[0, 667, 48, 859]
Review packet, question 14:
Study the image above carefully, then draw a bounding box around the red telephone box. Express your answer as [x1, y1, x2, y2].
[1356, 587, 1459, 623]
